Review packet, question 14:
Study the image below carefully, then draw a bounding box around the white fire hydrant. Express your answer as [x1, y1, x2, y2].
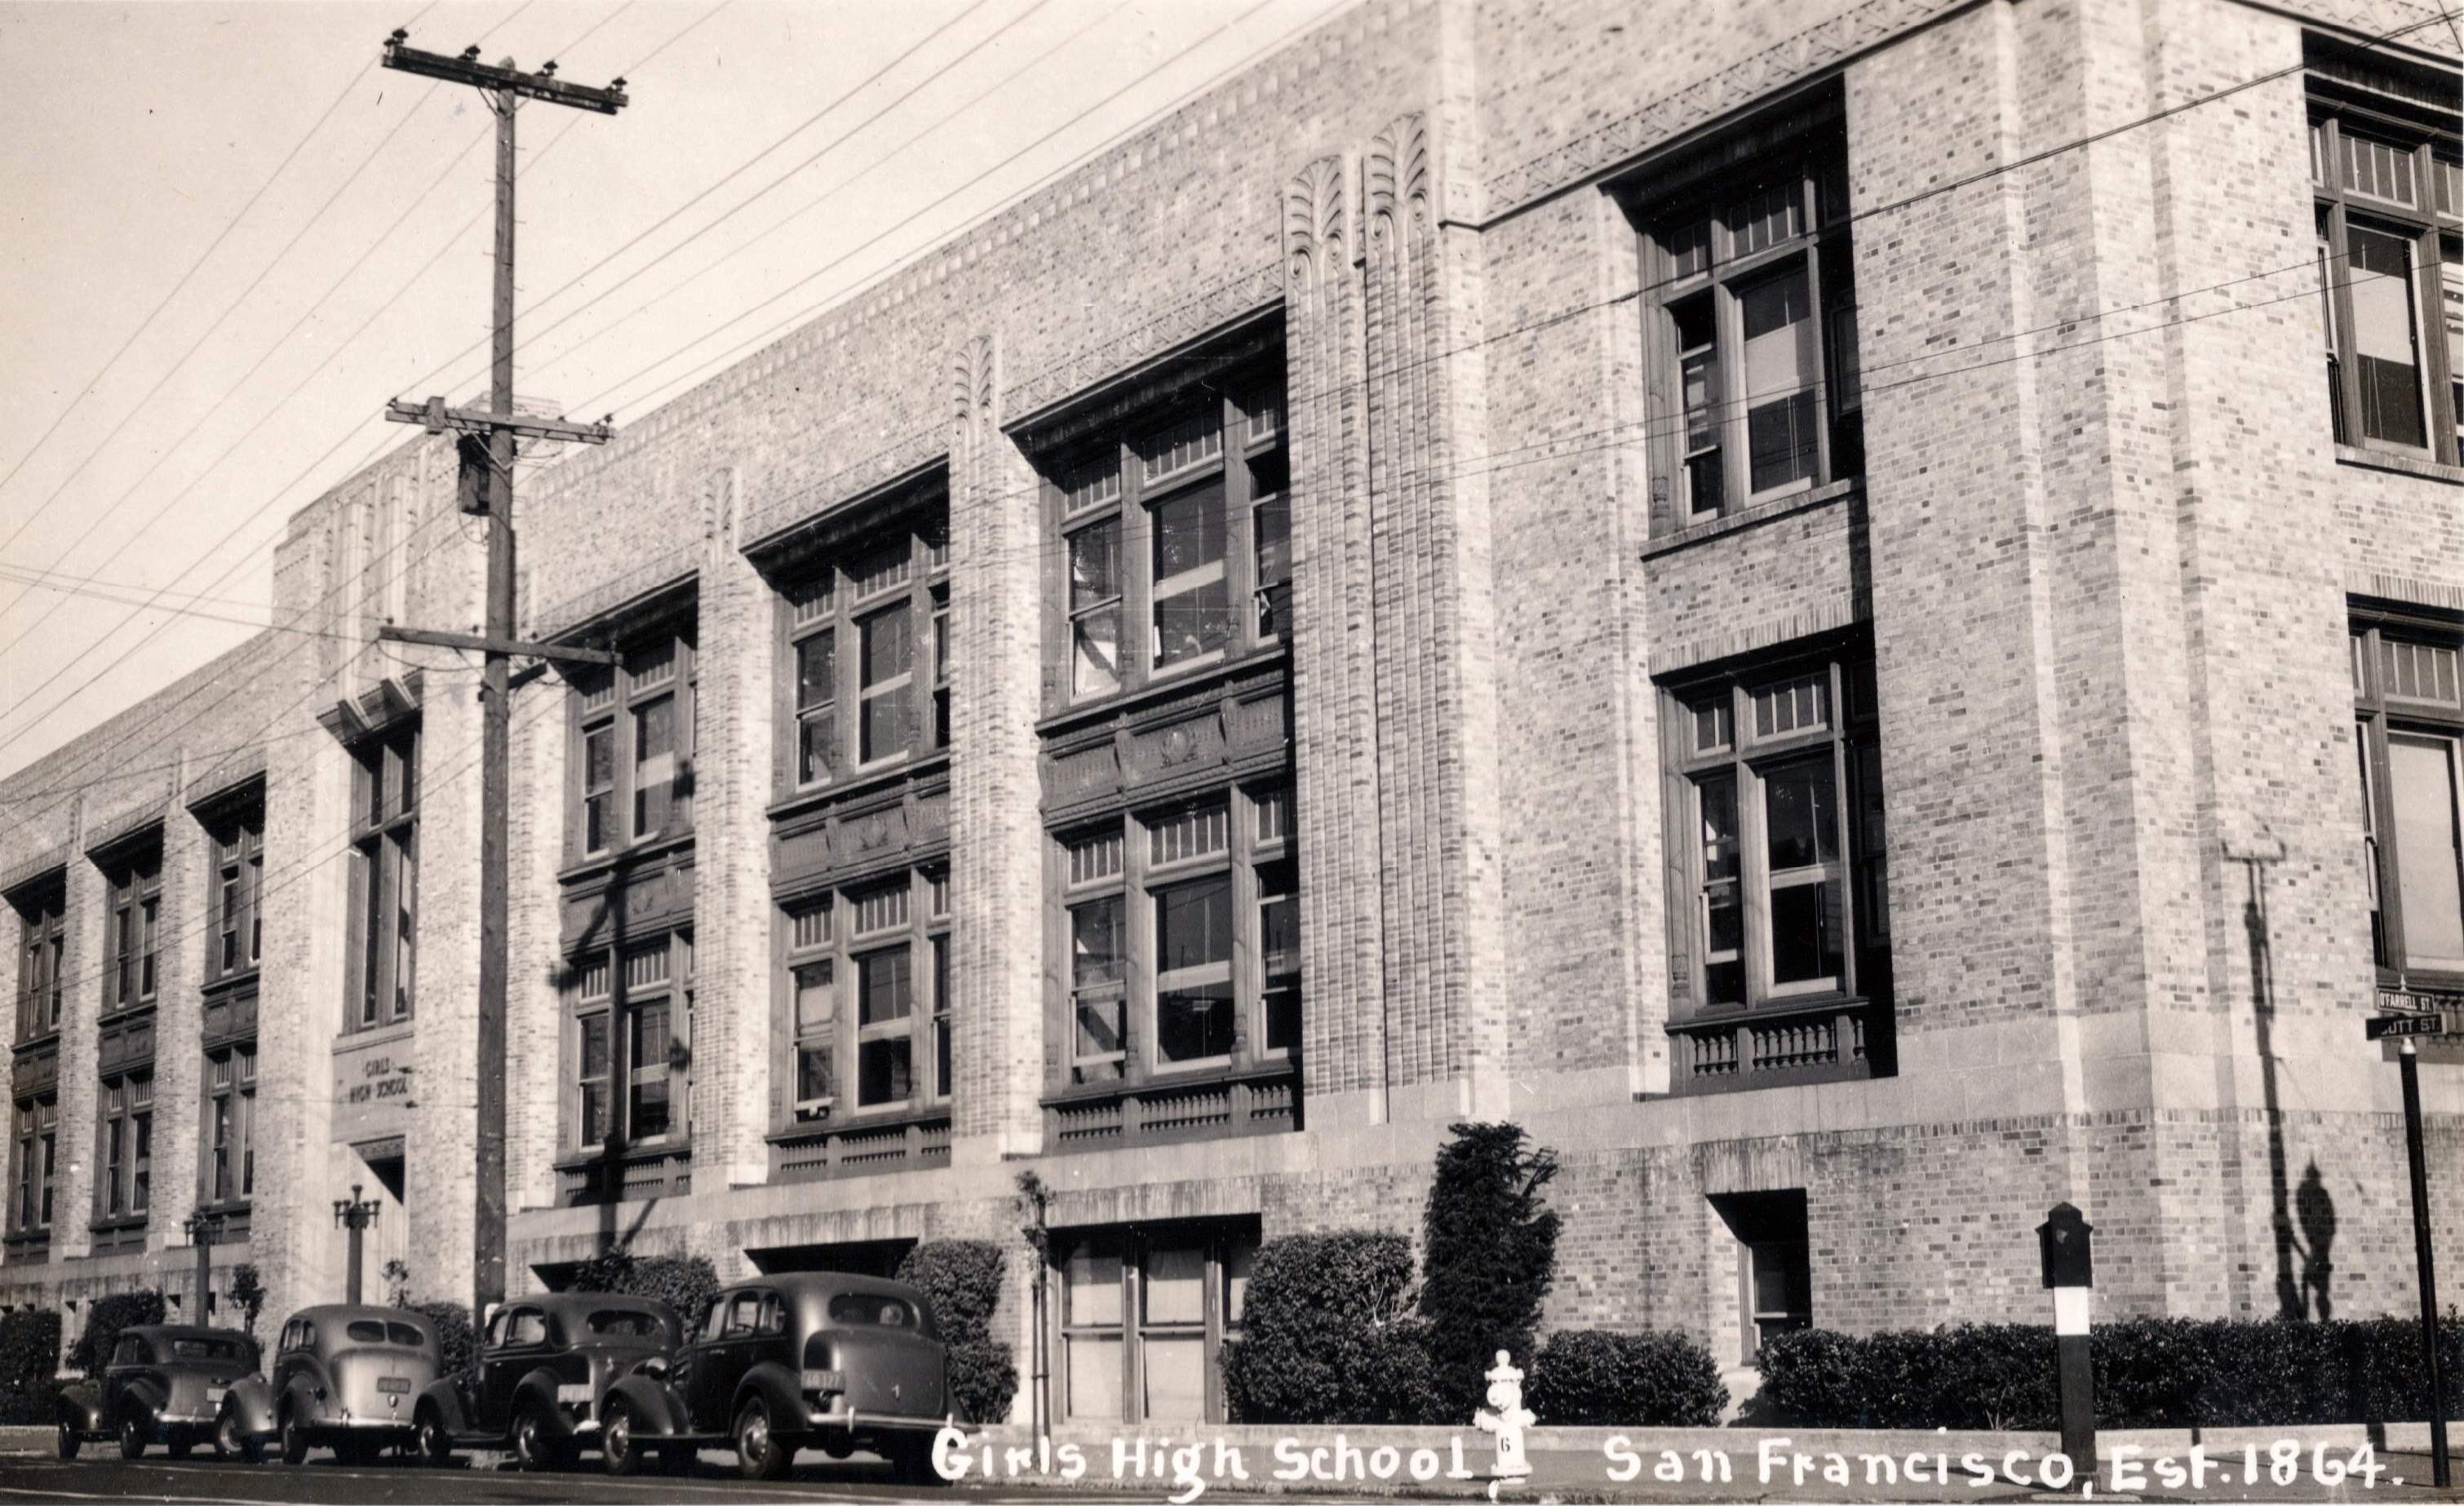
[1474, 1349, 1535, 1479]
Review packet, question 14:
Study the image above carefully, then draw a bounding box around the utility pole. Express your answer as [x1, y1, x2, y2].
[375, 30, 627, 1332]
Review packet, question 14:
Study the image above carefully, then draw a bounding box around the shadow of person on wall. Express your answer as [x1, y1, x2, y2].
[2289, 1162, 2338, 1322]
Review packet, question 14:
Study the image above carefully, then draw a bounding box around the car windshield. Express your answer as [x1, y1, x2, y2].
[587, 1310, 663, 1338]
[827, 1293, 920, 1329]
[168, 1337, 247, 1362]
[346, 1320, 386, 1343]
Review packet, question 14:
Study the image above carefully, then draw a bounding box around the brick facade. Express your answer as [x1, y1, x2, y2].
[2, 0, 2456, 1414]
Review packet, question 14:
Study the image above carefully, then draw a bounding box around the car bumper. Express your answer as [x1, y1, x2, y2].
[804, 1404, 950, 1434]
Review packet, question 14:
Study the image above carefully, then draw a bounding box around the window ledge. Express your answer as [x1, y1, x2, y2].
[13, 1030, 60, 1054]
[1038, 641, 1290, 740]
[1669, 992, 1879, 1030]
[86, 1214, 148, 1234]
[333, 1020, 415, 1054]
[1642, 477, 1858, 560]
[766, 752, 951, 824]
[766, 1105, 950, 1147]
[552, 1139, 691, 1173]
[2335, 445, 2464, 485]
[555, 829, 698, 888]
[1039, 1059, 1297, 1109]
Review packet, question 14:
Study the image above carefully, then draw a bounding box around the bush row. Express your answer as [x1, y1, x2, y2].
[1757, 1316, 2464, 1429]
[0, 1309, 63, 1424]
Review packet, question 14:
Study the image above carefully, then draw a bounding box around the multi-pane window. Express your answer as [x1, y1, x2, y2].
[204, 1045, 255, 1203]
[572, 631, 698, 858]
[1714, 1191, 1813, 1362]
[102, 847, 162, 1012]
[1056, 782, 1297, 1085]
[348, 724, 419, 1030]
[209, 804, 265, 981]
[96, 1071, 152, 1219]
[1056, 1221, 1256, 1424]
[567, 932, 693, 1151]
[2311, 61, 2463, 461]
[11, 1095, 55, 1234]
[1640, 139, 1860, 524]
[1669, 650, 1888, 1015]
[12, 881, 64, 1042]
[2355, 610, 2464, 980]
[1049, 374, 1289, 706]
[780, 508, 949, 792]
[778, 867, 949, 1123]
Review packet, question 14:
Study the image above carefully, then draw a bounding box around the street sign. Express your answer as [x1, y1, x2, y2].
[2369, 1012, 2450, 1040]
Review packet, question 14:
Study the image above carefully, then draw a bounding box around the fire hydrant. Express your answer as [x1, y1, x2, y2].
[1474, 1349, 1535, 1479]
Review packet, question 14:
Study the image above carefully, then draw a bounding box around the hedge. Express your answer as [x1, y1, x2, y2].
[897, 1240, 1014, 1424]
[399, 1300, 479, 1384]
[1526, 1330, 1729, 1427]
[568, 1247, 721, 1333]
[70, 1291, 165, 1377]
[1757, 1316, 2464, 1429]
[1221, 1232, 1440, 1425]
[1419, 1124, 1559, 1424]
[0, 1309, 63, 1424]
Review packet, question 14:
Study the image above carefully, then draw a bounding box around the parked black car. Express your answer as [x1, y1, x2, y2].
[55, 1325, 260, 1460]
[596, 1273, 951, 1482]
[222, 1304, 440, 1464]
[410, 1293, 680, 1469]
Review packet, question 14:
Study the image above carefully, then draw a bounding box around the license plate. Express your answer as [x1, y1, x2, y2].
[206, 1387, 226, 1405]
[377, 1377, 412, 1394]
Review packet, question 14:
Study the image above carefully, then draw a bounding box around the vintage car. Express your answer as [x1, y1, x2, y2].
[55, 1324, 262, 1460]
[596, 1273, 951, 1482]
[219, 1304, 439, 1464]
[409, 1292, 680, 1470]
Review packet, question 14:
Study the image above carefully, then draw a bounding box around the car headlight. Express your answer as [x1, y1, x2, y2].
[799, 1369, 844, 1396]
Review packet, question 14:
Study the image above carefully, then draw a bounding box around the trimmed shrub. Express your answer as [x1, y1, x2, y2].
[0, 1309, 64, 1424]
[897, 1240, 1014, 1424]
[1525, 1330, 1729, 1427]
[1222, 1232, 1441, 1425]
[1757, 1315, 2464, 1429]
[569, 1247, 721, 1331]
[227, 1265, 268, 1337]
[400, 1301, 479, 1385]
[1419, 1123, 1560, 1424]
[897, 1241, 1004, 1346]
[70, 1291, 165, 1377]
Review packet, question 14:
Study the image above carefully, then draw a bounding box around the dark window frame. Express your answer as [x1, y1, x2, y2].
[206, 801, 266, 985]
[777, 866, 949, 1127]
[569, 628, 699, 862]
[94, 1069, 152, 1222]
[776, 503, 949, 796]
[2354, 606, 2464, 986]
[1052, 1220, 1256, 1426]
[203, 1043, 257, 1206]
[1635, 123, 1861, 530]
[11, 879, 64, 1043]
[565, 929, 694, 1154]
[2309, 54, 2464, 461]
[347, 722, 421, 1032]
[1043, 372, 1288, 712]
[100, 844, 163, 1015]
[11, 1093, 57, 1234]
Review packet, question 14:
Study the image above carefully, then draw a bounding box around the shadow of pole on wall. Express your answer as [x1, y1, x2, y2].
[2237, 845, 2336, 1322]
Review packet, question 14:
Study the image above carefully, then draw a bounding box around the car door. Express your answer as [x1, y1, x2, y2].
[689, 1290, 763, 1429]
[481, 1308, 546, 1432]
[274, 1321, 316, 1415]
[102, 1335, 147, 1428]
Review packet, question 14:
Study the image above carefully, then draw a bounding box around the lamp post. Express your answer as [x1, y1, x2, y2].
[333, 1185, 381, 1305]
[2038, 1203, 2096, 1484]
[183, 1208, 224, 1322]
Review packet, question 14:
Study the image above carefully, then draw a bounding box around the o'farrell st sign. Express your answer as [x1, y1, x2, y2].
[2368, 986, 2464, 1062]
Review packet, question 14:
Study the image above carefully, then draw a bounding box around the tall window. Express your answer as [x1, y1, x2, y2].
[1667, 646, 1889, 1041]
[573, 631, 698, 857]
[2355, 610, 2464, 981]
[349, 724, 419, 1030]
[567, 932, 693, 1152]
[12, 880, 64, 1042]
[1713, 1191, 1812, 1362]
[95, 1071, 151, 1219]
[204, 1045, 256, 1203]
[2311, 55, 2463, 459]
[209, 804, 265, 981]
[1639, 132, 1859, 525]
[1056, 1221, 1256, 1424]
[1048, 374, 1288, 706]
[101, 846, 162, 1013]
[778, 867, 949, 1123]
[780, 509, 948, 793]
[11, 1095, 55, 1234]
[1057, 783, 1297, 1086]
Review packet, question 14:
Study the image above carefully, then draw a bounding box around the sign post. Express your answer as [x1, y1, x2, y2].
[2038, 1203, 2095, 1482]
[2364, 998, 2451, 1488]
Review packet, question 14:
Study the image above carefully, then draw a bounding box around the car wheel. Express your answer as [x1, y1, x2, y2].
[600, 1400, 646, 1477]
[117, 1407, 148, 1461]
[55, 1413, 80, 1460]
[277, 1406, 308, 1467]
[215, 1407, 263, 1464]
[511, 1402, 569, 1471]
[413, 1406, 454, 1468]
[733, 1397, 791, 1482]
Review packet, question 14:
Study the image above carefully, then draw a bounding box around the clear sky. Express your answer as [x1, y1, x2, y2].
[0, 0, 1354, 782]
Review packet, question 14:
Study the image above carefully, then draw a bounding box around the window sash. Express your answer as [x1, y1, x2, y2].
[2315, 109, 2463, 463]
[777, 875, 944, 1125]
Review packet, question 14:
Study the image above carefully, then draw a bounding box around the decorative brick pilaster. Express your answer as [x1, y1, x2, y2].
[949, 332, 1045, 1163]
[148, 756, 207, 1260]
[52, 799, 100, 1260]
